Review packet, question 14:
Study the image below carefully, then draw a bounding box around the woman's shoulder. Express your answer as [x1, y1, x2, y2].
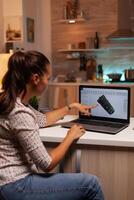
[8, 98, 39, 131]
[9, 98, 36, 119]
[0, 98, 36, 130]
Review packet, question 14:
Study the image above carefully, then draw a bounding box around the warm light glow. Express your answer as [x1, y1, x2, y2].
[0, 54, 11, 88]
[68, 20, 76, 24]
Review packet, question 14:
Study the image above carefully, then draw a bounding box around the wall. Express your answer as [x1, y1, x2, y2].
[1, 0, 37, 51]
[36, 0, 52, 61]
[2, 0, 23, 51]
[35, 0, 52, 109]
[22, 0, 52, 60]
[22, 0, 38, 51]
[0, 0, 52, 57]
[22, 0, 51, 59]
[3, 0, 22, 15]
[0, 0, 4, 52]
[51, 0, 134, 81]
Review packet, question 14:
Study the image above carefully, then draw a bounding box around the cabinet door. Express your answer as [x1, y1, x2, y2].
[48, 85, 79, 114]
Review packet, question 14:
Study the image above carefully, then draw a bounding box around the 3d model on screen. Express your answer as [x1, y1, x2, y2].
[97, 95, 115, 114]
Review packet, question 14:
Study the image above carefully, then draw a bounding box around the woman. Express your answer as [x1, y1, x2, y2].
[0, 51, 104, 200]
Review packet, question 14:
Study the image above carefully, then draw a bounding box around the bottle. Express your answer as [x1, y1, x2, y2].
[94, 32, 99, 49]
[79, 54, 87, 71]
[97, 64, 103, 81]
[63, 4, 67, 19]
[66, 1, 73, 19]
[72, 0, 79, 19]
[86, 57, 97, 81]
[6, 24, 13, 41]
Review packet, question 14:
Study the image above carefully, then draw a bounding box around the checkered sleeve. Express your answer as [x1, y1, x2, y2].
[28, 105, 47, 128]
[10, 109, 52, 170]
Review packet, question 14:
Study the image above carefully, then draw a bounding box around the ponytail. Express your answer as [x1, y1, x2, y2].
[0, 51, 50, 115]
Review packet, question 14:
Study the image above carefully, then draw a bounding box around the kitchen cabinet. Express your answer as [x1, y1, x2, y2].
[47, 84, 79, 114]
[43, 142, 134, 200]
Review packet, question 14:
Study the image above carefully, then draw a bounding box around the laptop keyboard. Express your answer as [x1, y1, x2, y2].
[73, 119, 124, 128]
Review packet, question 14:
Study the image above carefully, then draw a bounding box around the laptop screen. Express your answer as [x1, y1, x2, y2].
[79, 85, 130, 123]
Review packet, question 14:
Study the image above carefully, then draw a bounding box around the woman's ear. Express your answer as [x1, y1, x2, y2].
[31, 74, 40, 85]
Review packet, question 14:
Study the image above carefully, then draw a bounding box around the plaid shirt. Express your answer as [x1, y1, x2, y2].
[0, 98, 52, 186]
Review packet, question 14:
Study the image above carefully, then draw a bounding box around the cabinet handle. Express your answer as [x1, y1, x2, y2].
[75, 149, 81, 173]
[63, 89, 69, 105]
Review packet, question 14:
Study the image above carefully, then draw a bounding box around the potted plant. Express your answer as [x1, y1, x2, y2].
[29, 96, 38, 110]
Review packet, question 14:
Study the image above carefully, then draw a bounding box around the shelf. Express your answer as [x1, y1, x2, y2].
[58, 47, 134, 53]
[58, 47, 134, 59]
[58, 17, 86, 24]
[65, 57, 79, 60]
[58, 48, 102, 53]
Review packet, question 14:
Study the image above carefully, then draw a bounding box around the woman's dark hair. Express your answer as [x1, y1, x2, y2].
[0, 50, 50, 115]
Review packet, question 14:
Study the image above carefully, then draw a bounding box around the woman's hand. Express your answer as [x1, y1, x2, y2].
[69, 103, 97, 116]
[47, 124, 85, 171]
[67, 124, 86, 141]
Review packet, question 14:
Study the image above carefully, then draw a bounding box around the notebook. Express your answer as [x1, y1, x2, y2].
[61, 85, 130, 134]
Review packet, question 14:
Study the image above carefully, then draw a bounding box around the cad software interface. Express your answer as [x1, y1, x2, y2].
[80, 87, 128, 120]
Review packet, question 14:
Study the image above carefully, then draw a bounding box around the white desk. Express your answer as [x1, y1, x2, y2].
[40, 115, 134, 148]
[40, 116, 134, 200]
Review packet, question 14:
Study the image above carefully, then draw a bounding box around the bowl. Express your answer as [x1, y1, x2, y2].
[107, 73, 122, 81]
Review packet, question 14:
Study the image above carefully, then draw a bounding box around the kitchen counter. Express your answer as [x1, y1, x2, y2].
[40, 115, 134, 200]
[40, 115, 134, 148]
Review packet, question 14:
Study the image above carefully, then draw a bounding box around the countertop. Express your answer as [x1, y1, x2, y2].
[40, 115, 134, 148]
[48, 81, 134, 86]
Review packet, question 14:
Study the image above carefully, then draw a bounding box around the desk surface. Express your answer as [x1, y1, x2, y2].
[40, 115, 134, 148]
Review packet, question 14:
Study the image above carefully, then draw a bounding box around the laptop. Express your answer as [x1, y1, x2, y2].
[61, 85, 130, 134]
